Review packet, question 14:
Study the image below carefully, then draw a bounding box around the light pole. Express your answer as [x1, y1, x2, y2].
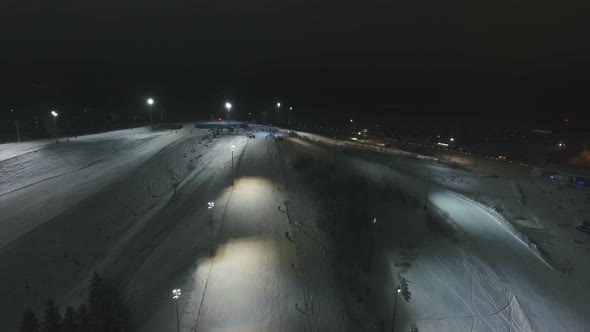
[208, 202, 215, 253]
[333, 136, 338, 162]
[276, 102, 281, 127]
[231, 145, 235, 185]
[424, 170, 431, 210]
[147, 98, 154, 127]
[12, 109, 20, 142]
[51, 110, 59, 143]
[289, 106, 293, 126]
[391, 285, 401, 332]
[172, 288, 181, 332]
[225, 102, 232, 134]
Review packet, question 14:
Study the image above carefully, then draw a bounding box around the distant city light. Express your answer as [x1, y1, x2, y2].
[147, 98, 154, 105]
[351, 137, 358, 141]
[225, 102, 232, 110]
[350, 119, 353, 123]
[450, 137, 455, 142]
[208, 202, 215, 209]
[51, 110, 58, 117]
[277, 102, 281, 107]
[397, 286, 401, 293]
[358, 132, 361, 135]
[172, 288, 181, 299]
[437, 142, 449, 146]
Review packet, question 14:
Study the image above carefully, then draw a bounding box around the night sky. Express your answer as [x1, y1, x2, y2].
[1, 0, 589, 125]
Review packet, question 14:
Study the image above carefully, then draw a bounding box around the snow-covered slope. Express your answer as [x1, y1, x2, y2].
[0, 126, 206, 249]
[2, 127, 588, 332]
[289, 133, 590, 332]
[0, 125, 213, 330]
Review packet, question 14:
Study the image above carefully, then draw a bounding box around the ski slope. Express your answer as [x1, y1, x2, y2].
[111, 131, 311, 331]
[0, 125, 213, 330]
[0, 126, 206, 249]
[2, 126, 588, 331]
[289, 133, 590, 331]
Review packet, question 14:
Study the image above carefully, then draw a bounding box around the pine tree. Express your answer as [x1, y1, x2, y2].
[61, 306, 78, 332]
[88, 272, 106, 332]
[78, 304, 89, 331]
[109, 287, 135, 332]
[42, 300, 61, 332]
[20, 308, 40, 332]
[87, 272, 135, 332]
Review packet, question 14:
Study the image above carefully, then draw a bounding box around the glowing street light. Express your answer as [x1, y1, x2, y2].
[225, 102, 232, 134]
[50, 110, 59, 143]
[208, 202, 215, 253]
[172, 288, 181, 332]
[146, 98, 154, 127]
[449, 137, 455, 142]
[391, 285, 401, 332]
[276, 102, 281, 126]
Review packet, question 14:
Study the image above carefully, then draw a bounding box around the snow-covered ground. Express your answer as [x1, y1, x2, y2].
[289, 131, 590, 331]
[0, 125, 214, 329]
[2, 126, 588, 331]
[0, 128, 317, 331]
[0, 126, 208, 249]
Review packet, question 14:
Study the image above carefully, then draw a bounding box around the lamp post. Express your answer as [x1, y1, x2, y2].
[289, 106, 293, 126]
[225, 102, 232, 134]
[147, 98, 154, 127]
[12, 109, 20, 142]
[276, 102, 281, 127]
[424, 170, 431, 210]
[391, 285, 401, 332]
[231, 145, 235, 185]
[333, 136, 338, 163]
[51, 110, 59, 143]
[172, 288, 181, 332]
[208, 202, 215, 253]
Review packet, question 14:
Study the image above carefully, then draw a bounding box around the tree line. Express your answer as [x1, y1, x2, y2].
[20, 273, 135, 332]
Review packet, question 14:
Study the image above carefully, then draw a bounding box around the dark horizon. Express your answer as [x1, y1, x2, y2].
[1, 0, 589, 127]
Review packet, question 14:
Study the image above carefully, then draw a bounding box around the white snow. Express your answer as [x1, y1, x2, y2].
[1, 125, 589, 332]
[288, 131, 590, 331]
[0, 126, 205, 248]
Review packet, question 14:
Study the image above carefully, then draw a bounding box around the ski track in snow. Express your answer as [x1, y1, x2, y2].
[193, 177, 236, 332]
